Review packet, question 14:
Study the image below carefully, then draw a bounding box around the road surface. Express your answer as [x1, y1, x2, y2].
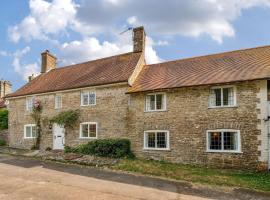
[0, 154, 269, 200]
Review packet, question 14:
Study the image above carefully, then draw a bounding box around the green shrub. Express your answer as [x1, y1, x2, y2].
[65, 138, 134, 158]
[0, 110, 8, 130]
[0, 139, 6, 146]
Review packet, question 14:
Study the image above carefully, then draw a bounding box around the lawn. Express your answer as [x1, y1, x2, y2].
[112, 159, 270, 192]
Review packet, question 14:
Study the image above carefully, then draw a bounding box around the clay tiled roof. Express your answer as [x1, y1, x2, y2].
[128, 45, 270, 93]
[8, 52, 142, 98]
[0, 99, 6, 108]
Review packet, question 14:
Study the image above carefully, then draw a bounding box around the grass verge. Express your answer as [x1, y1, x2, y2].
[112, 159, 270, 192]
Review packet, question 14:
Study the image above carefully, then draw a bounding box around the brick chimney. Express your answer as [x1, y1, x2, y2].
[133, 26, 146, 53]
[41, 50, 57, 73]
[0, 80, 12, 98]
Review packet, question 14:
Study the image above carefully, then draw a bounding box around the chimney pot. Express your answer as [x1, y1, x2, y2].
[28, 74, 34, 82]
[41, 50, 57, 73]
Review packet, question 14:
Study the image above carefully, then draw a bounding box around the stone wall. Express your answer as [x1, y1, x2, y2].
[128, 80, 265, 169]
[8, 79, 268, 169]
[8, 83, 129, 150]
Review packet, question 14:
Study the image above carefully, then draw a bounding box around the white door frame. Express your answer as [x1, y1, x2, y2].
[53, 124, 65, 150]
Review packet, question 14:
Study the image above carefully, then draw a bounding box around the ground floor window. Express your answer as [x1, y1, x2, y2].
[80, 122, 97, 138]
[24, 124, 36, 138]
[206, 129, 241, 153]
[144, 130, 169, 150]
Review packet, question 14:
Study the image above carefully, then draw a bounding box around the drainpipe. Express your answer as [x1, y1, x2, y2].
[268, 132, 270, 171]
[266, 101, 270, 172]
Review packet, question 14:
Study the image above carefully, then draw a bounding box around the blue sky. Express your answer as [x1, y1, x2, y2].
[1, 0, 270, 90]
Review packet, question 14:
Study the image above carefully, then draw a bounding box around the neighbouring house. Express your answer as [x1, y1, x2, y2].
[0, 80, 12, 143]
[0, 80, 12, 109]
[5, 26, 270, 170]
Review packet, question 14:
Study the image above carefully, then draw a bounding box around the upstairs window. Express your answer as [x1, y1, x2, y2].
[80, 122, 97, 138]
[24, 124, 36, 138]
[81, 91, 96, 106]
[206, 130, 241, 153]
[209, 86, 236, 107]
[145, 93, 166, 111]
[55, 95, 62, 109]
[26, 97, 35, 111]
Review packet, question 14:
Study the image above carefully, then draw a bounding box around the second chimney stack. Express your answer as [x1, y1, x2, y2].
[41, 50, 57, 73]
[133, 26, 146, 53]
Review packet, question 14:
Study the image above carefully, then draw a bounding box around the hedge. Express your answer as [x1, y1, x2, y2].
[0, 110, 8, 130]
[65, 138, 134, 158]
[0, 139, 6, 146]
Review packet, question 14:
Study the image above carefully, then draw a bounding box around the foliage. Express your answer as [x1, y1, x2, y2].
[50, 110, 80, 128]
[113, 159, 270, 192]
[30, 99, 42, 149]
[0, 139, 6, 146]
[65, 138, 134, 158]
[0, 109, 8, 130]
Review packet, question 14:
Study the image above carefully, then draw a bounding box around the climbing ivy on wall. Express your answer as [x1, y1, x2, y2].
[49, 110, 80, 128]
[30, 99, 42, 149]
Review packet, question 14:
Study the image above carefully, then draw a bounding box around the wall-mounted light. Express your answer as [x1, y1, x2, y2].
[49, 123, 52, 130]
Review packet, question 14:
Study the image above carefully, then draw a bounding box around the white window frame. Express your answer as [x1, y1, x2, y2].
[208, 85, 237, 108]
[80, 91, 96, 106]
[26, 96, 35, 111]
[79, 122, 98, 139]
[55, 94, 62, 109]
[24, 124, 36, 139]
[143, 130, 170, 150]
[145, 93, 167, 112]
[206, 129, 242, 153]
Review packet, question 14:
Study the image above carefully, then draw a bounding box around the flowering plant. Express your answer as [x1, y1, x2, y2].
[33, 99, 42, 112]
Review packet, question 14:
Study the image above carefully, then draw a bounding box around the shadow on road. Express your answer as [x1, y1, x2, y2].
[0, 154, 269, 200]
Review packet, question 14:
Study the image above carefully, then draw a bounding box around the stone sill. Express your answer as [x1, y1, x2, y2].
[208, 106, 238, 109]
[206, 150, 243, 154]
[143, 148, 171, 151]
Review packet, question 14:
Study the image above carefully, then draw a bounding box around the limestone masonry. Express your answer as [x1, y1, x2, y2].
[6, 26, 270, 170]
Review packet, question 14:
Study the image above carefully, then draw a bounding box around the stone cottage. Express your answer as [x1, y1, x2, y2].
[6, 27, 270, 170]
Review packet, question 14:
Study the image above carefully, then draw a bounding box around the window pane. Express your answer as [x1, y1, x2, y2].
[89, 124, 97, 137]
[223, 88, 234, 106]
[214, 89, 221, 106]
[156, 94, 163, 110]
[55, 96, 62, 109]
[26, 126, 31, 137]
[228, 88, 234, 106]
[209, 132, 222, 150]
[89, 93, 96, 105]
[145, 96, 150, 111]
[27, 98, 34, 110]
[147, 132, 156, 148]
[209, 89, 216, 107]
[150, 95, 155, 110]
[81, 124, 89, 137]
[82, 93, 89, 105]
[32, 126, 36, 138]
[224, 132, 237, 150]
[157, 132, 167, 148]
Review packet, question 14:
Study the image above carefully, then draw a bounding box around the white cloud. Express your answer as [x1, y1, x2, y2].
[77, 0, 270, 43]
[9, 0, 77, 43]
[0, 51, 8, 57]
[58, 34, 162, 65]
[9, 0, 270, 44]
[12, 47, 39, 81]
